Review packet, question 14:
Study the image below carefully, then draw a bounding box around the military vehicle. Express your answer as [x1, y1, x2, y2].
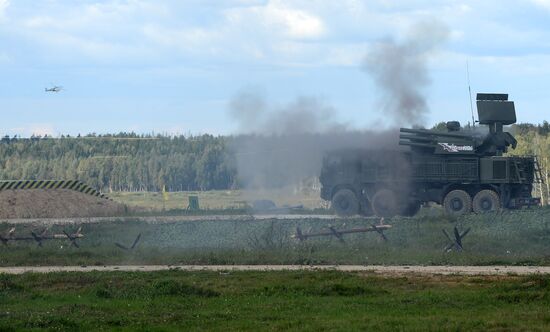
[320, 93, 542, 217]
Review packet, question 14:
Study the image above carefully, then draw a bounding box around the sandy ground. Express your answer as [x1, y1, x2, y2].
[1, 265, 549, 275]
[0, 189, 125, 219]
[0, 214, 341, 225]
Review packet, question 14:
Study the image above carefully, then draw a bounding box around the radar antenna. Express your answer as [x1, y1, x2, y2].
[467, 61, 475, 127]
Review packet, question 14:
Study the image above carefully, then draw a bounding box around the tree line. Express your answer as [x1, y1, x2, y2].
[508, 123, 550, 206]
[0, 124, 548, 199]
[0, 133, 236, 192]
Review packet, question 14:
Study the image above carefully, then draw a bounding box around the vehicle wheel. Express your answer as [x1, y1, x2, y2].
[359, 199, 374, 217]
[473, 190, 500, 214]
[400, 201, 421, 217]
[371, 189, 398, 218]
[443, 190, 472, 216]
[331, 189, 359, 217]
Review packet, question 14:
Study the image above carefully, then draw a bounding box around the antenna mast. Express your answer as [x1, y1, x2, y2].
[467, 61, 475, 127]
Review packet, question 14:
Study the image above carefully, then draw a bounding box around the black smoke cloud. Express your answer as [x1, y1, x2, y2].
[229, 20, 448, 189]
[362, 19, 449, 126]
[229, 90, 398, 189]
[229, 89, 345, 135]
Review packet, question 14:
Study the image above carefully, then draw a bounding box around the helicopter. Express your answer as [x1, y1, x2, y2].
[45, 84, 63, 93]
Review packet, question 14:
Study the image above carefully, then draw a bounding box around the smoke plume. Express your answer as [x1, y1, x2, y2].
[229, 89, 345, 135]
[362, 19, 449, 126]
[229, 20, 447, 190]
[229, 90, 398, 189]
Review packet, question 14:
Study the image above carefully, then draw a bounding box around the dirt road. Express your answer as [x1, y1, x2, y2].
[1, 265, 549, 275]
[0, 214, 340, 225]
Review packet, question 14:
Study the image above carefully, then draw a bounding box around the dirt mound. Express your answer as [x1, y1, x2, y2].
[0, 189, 127, 219]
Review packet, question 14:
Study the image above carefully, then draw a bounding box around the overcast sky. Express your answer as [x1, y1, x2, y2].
[1, 0, 550, 136]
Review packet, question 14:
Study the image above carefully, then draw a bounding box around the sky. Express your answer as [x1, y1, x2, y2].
[1, 0, 550, 136]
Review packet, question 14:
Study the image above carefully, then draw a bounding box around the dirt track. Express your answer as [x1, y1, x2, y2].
[0, 214, 340, 225]
[0, 189, 125, 219]
[1, 265, 549, 275]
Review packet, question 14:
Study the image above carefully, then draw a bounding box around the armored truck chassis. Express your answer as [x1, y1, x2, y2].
[320, 93, 542, 217]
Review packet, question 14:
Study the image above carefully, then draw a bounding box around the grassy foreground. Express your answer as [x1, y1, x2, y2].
[0, 270, 549, 331]
[1, 208, 550, 267]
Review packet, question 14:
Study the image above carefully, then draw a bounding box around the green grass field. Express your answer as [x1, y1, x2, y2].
[0, 270, 549, 331]
[2, 197, 549, 331]
[1, 208, 549, 267]
[109, 189, 325, 211]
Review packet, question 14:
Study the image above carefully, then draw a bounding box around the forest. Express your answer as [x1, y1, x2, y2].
[0, 122, 548, 202]
[0, 133, 235, 192]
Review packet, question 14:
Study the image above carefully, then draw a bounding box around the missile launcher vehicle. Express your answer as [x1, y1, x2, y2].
[320, 93, 542, 217]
